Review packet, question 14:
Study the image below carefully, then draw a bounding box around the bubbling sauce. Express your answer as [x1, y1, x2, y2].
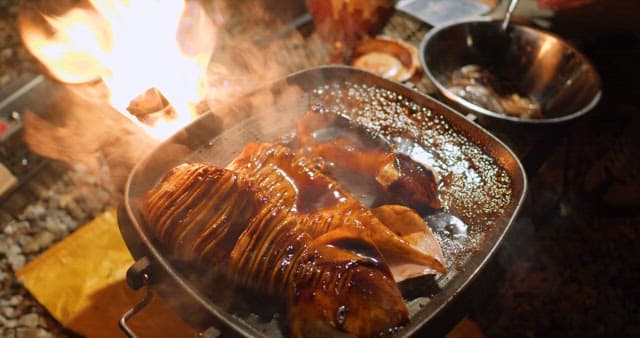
[308, 81, 514, 265]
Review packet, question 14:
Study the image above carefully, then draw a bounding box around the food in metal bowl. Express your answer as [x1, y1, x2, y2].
[420, 19, 601, 123]
[140, 111, 445, 337]
[447, 64, 542, 119]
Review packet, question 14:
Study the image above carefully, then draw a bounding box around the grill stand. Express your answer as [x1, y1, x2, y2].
[119, 257, 153, 338]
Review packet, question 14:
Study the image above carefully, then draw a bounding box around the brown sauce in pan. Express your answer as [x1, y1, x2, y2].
[307, 82, 513, 267]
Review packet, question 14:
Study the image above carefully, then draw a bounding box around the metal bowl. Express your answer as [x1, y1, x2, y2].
[419, 19, 601, 124]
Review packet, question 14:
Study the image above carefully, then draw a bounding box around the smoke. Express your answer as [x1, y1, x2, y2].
[22, 80, 158, 198]
[17, 0, 312, 198]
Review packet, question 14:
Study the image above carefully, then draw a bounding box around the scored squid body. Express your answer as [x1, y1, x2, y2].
[141, 142, 445, 336]
[142, 162, 408, 336]
[226, 142, 446, 280]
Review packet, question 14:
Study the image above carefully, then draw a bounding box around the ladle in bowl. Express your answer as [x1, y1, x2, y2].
[501, 0, 520, 32]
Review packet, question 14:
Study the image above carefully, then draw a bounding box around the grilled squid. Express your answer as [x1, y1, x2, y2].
[141, 142, 445, 337]
[226, 142, 445, 278]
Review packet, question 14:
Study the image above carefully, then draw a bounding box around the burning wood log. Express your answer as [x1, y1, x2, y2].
[126, 87, 176, 126]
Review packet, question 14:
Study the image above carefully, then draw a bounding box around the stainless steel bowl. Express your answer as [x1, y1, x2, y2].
[419, 19, 602, 124]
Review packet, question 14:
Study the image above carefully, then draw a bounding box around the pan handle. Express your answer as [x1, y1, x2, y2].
[119, 257, 154, 338]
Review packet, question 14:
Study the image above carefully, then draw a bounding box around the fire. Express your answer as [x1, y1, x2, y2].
[19, 0, 216, 140]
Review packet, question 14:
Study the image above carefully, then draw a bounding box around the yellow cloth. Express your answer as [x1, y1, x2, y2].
[16, 209, 195, 338]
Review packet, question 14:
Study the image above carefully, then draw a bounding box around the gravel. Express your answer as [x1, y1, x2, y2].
[0, 161, 113, 337]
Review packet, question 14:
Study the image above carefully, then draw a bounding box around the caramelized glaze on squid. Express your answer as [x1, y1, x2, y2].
[141, 138, 445, 337]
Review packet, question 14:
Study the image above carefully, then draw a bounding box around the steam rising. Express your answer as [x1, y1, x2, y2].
[17, 0, 315, 196]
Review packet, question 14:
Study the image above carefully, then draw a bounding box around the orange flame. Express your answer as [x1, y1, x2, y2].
[20, 0, 216, 140]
